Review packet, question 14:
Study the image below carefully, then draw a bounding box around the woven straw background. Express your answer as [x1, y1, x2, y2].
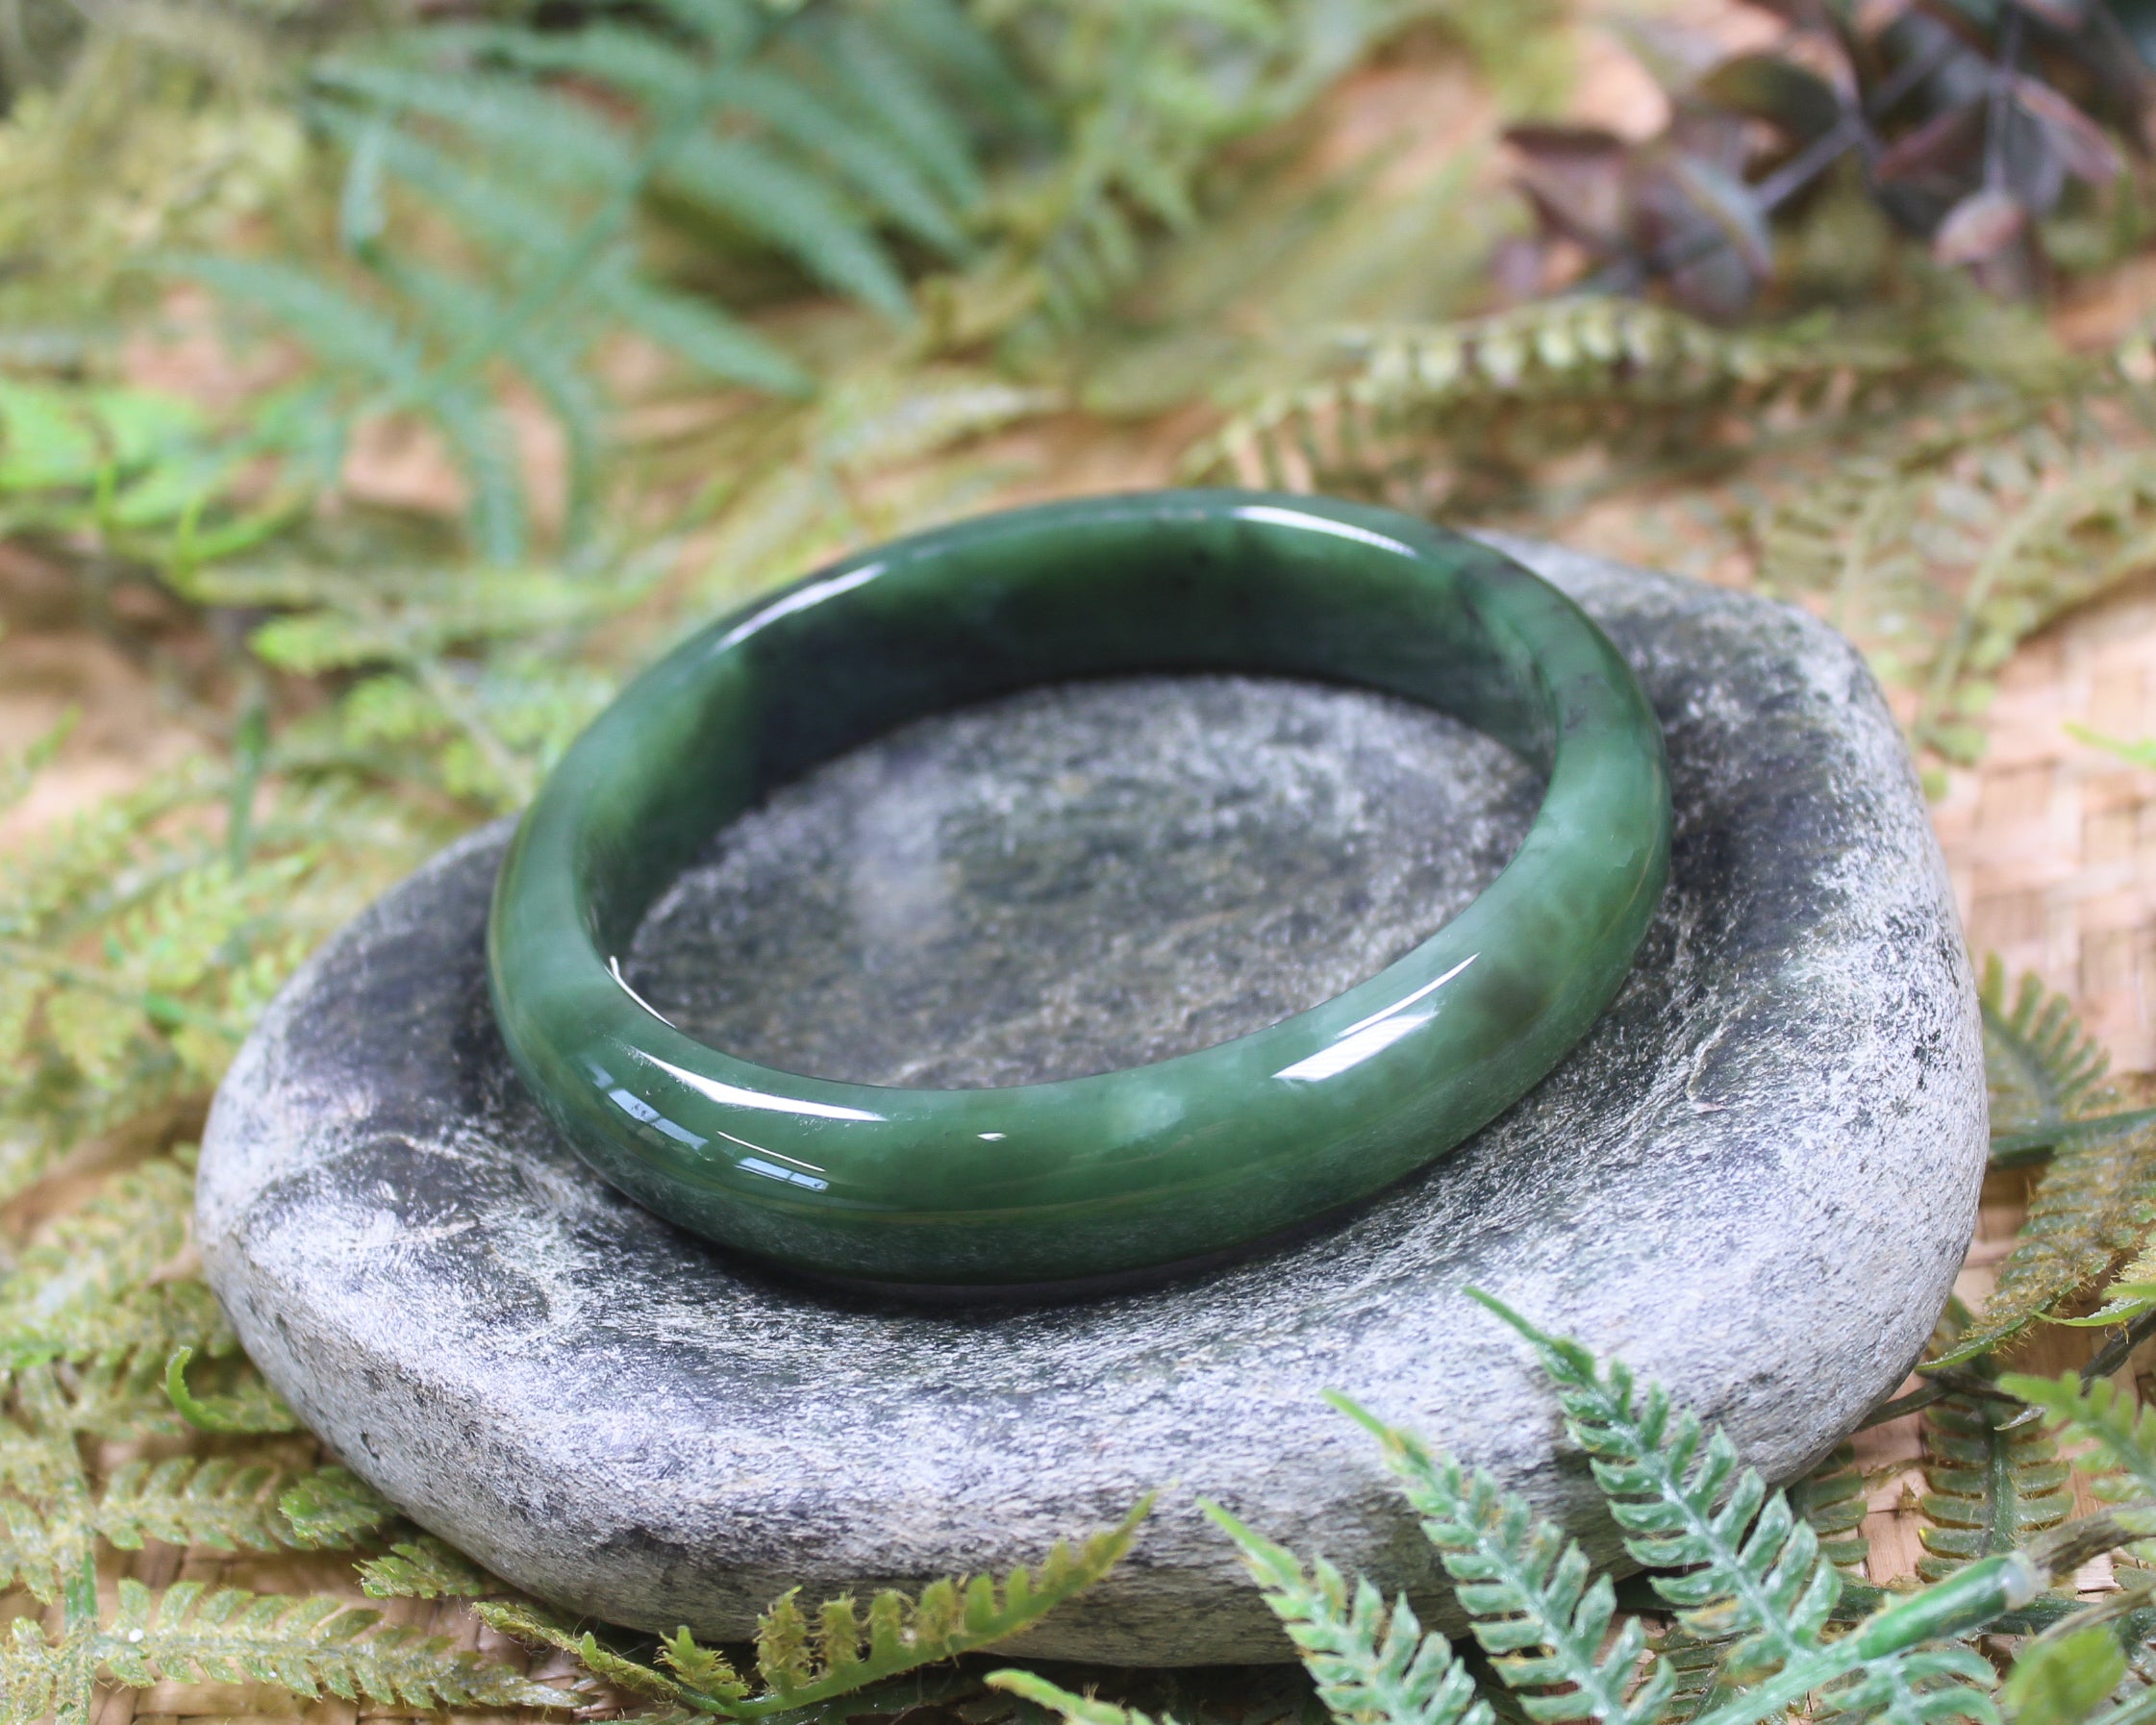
[51, 581, 2156, 1725]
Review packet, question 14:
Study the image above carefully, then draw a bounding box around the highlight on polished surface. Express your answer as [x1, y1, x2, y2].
[486, 490, 1671, 1293]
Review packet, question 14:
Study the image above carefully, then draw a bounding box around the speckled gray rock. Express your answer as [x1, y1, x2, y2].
[628, 676, 1542, 1088]
[196, 540, 1986, 1666]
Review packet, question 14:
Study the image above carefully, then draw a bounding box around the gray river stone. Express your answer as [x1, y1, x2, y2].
[196, 538, 1986, 1665]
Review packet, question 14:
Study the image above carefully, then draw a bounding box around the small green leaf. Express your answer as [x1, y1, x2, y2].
[2000, 1627, 2124, 1725]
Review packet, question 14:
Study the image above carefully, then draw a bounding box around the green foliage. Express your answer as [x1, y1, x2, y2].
[166, 1341, 304, 1433]
[480, 1497, 1152, 1720]
[1202, 1503, 1492, 1725]
[990, 1671, 1182, 1725]
[0, 1134, 556, 1725]
[0, 754, 429, 1195]
[0, 1576, 566, 1725]
[1934, 1112, 2156, 1365]
[279, 1465, 398, 1549]
[1983, 958, 2119, 1146]
[358, 1535, 499, 1600]
[186, 557, 640, 810]
[2002, 1371, 2156, 1539]
[1758, 400, 2156, 771]
[1182, 297, 1914, 510]
[1331, 1390, 1673, 1725]
[0, 1157, 223, 1368]
[1007, 1301, 2156, 1725]
[1789, 1442, 1870, 1577]
[1916, 1388, 2073, 1584]
[1464, 1291, 1840, 1684]
[0, 0, 313, 331]
[2000, 1630, 2126, 1725]
[0, 375, 292, 566]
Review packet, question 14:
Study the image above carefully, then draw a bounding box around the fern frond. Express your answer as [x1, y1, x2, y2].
[164, 1344, 300, 1434]
[1183, 300, 1907, 498]
[0, 1486, 95, 1605]
[1915, 1390, 2072, 1583]
[735, 1495, 1150, 1714]
[1466, 1292, 1839, 1683]
[987, 1670, 1181, 1725]
[0, 1158, 225, 1369]
[13, 1351, 186, 1450]
[279, 1467, 397, 1550]
[479, 1499, 1147, 1717]
[1326, 1394, 1670, 1725]
[1790, 1443, 1870, 1576]
[168, 252, 428, 394]
[313, 62, 638, 193]
[1759, 415, 2156, 768]
[658, 1624, 749, 1701]
[358, 1536, 495, 1599]
[1202, 1501, 1494, 1725]
[657, 132, 915, 319]
[95, 1578, 564, 1708]
[1997, 1371, 2156, 1536]
[1933, 1115, 2156, 1365]
[1981, 957, 2118, 1139]
[1999, 1626, 2126, 1725]
[97, 1457, 295, 1554]
[1813, 1646, 2000, 1725]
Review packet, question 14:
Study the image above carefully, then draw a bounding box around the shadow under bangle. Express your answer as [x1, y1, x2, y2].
[487, 489, 1671, 1296]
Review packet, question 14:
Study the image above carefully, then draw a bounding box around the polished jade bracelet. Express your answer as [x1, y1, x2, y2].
[488, 490, 1670, 1295]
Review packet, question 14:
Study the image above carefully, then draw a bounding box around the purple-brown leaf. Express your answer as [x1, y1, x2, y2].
[1695, 52, 1846, 141]
[2011, 75, 2125, 182]
[1668, 156, 1777, 273]
[1932, 186, 2028, 263]
[1504, 126, 1633, 249]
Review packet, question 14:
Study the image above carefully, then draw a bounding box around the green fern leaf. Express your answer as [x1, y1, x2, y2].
[986, 1670, 1180, 1725]
[428, 29, 969, 256]
[594, 270, 813, 394]
[97, 1457, 294, 1554]
[705, 64, 972, 254]
[1185, 299, 1902, 497]
[1915, 1390, 2072, 1583]
[1327, 1393, 1671, 1725]
[1981, 958, 2117, 1140]
[164, 1345, 301, 1435]
[0, 1488, 94, 1606]
[806, 12, 985, 209]
[163, 253, 428, 393]
[1202, 1501, 1495, 1725]
[376, 258, 604, 546]
[1997, 1370, 2156, 1535]
[658, 1624, 749, 1702]
[358, 1536, 495, 1599]
[279, 1467, 398, 1550]
[717, 1497, 1148, 1715]
[1467, 1291, 1840, 1683]
[0, 1158, 225, 1369]
[94, 1577, 564, 1708]
[755, 1589, 815, 1693]
[656, 132, 913, 320]
[1998, 1626, 2125, 1725]
[313, 62, 637, 192]
[1790, 1443, 1870, 1575]
[1934, 1115, 2156, 1364]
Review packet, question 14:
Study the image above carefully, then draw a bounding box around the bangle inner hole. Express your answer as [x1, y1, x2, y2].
[623, 672, 1542, 1090]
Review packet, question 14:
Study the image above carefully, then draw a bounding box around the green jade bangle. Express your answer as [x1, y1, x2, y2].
[488, 491, 1670, 1294]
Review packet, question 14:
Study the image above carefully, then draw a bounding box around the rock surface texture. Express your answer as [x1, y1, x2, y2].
[196, 539, 1987, 1665]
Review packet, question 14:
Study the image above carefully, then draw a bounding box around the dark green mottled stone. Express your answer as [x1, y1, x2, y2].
[486, 491, 1670, 1289]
